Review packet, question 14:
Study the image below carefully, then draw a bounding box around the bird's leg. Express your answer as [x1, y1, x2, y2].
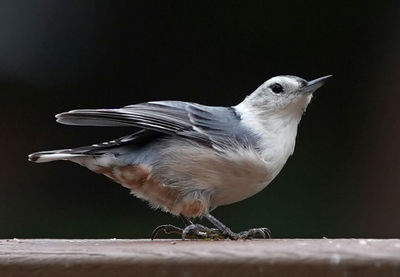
[180, 214, 193, 226]
[179, 215, 223, 239]
[204, 213, 271, 239]
[180, 215, 217, 239]
[204, 213, 238, 239]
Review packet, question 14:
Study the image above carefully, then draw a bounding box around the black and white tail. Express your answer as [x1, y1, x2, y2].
[28, 149, 86, 163]
[28, 129, 158, 163]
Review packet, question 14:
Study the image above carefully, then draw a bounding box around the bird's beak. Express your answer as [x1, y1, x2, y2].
[301, 75, 332, 94]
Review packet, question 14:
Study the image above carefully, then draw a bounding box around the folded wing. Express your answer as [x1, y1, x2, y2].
[56, 101, 258, 148]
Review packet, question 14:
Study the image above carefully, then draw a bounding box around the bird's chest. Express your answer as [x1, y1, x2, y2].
[209, 123, 298, 207]
[258, 126, 297, 175]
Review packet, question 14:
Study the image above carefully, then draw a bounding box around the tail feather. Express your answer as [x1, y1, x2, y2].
[55, 109, 134, 127]
[28, 149, 85, 163]
[28, 130, 161, 164]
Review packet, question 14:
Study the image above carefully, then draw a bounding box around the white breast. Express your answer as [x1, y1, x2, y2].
[207, 147, 273, 206]
[152, 139, 279, 208]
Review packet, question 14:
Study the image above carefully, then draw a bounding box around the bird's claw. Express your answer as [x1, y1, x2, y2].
[182, 224, 220, 239]
[151, 224, 183, 240]
[151, 224, 271, 240]
[152, 223, 228, 240]
[238, 227, 271, 239]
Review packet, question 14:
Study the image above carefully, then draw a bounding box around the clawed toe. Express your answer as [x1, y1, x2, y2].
[151, 224, 183, 240]
[151, 223, 224, 240]
[182, 224, 207, 239]
[239, 227, 271, 239]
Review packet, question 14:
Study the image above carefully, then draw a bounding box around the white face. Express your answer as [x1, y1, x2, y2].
[251, 75, 313, 115]
[263, 76, 306, 96]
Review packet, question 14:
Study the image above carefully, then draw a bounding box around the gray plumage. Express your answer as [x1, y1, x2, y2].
[54, 101, 259, 148]
[28, 75, 331, 221]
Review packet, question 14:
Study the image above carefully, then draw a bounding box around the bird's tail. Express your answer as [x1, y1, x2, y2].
[28, 130, 154, 163]
[28, 149, 86, 163]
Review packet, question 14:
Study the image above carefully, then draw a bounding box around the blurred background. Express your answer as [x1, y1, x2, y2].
[1, 1, 399, 239]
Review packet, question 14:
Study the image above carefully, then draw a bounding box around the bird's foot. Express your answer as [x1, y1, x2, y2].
[203, 213, 271, 240]
[182, 224, 224, 240]
[151, 223, 226, 240]
[181, 225, 271, 240]
[238, 227, 271, 239]
[151, 224, 183, 239]
[151, 213, 272, 240]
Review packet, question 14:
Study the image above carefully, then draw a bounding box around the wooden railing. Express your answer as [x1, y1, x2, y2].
[0, 239, 399, 276]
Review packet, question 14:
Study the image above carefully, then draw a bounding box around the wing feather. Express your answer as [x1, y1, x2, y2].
[56, 101, 258, 148]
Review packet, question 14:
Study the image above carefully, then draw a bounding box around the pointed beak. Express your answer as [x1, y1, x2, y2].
[301, 75, 332, 94]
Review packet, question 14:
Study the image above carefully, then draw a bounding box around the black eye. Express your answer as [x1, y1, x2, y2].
[269, 83, 284, 94]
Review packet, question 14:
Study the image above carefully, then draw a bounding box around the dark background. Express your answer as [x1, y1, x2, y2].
[1, 1, 399, 239]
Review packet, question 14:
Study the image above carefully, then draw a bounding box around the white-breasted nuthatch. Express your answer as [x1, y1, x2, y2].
[29, 75, 331, 239]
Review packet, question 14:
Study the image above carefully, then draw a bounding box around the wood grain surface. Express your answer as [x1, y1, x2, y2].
[0, 239, 399, 276]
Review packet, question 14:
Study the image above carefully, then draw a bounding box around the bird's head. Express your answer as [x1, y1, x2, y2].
[239, 75, 332, 119]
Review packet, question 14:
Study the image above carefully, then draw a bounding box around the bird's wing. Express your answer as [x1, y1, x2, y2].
[56, 101, 258, 148]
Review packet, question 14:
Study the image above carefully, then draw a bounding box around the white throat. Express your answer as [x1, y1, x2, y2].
[235, 97, 308, 177]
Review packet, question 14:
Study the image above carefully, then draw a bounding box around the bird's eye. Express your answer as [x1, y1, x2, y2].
[269, 83, 284, 94]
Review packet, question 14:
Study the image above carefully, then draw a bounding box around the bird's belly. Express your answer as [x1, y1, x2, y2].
[209, 159, 272, 207]
[152, 143, 273, 209]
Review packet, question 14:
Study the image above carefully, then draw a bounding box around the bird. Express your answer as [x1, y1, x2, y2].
[28, 74, 331, 240]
